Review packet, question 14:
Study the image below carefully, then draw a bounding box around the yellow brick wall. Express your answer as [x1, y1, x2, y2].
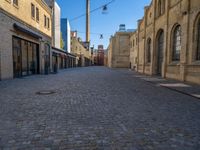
[130, 31, 138, 70]
[71, 38, 91, 59]
[135, 0, 200, 84]
[0, 0, 51, 37]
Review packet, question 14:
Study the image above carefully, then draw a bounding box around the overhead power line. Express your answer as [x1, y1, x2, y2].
[76, 31, 112, 35]
[70, 0, 115, 22]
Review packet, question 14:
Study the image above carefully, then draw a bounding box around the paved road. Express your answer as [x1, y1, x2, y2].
[0, 67, 200, 150]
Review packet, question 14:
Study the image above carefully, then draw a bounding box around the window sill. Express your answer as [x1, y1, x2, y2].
[169, 61, 180, 66]
[5, 0, 11, 3]
[145, 63, 151, 66]
[191, 61, 200, 65]
[155, 13, 165, 20]
[13, 3, 19, 9]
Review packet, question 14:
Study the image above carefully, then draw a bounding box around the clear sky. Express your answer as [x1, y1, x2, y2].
[56, 0, 151, 49]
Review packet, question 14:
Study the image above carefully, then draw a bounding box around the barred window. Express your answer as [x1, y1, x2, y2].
[196, 20, 200, 60]
[31, 3, 35, 19]
[172, 25, 181, 61]
[36, 7, 39, 22]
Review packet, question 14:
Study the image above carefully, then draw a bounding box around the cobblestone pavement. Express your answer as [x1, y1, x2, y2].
[0, 67, 200, 150]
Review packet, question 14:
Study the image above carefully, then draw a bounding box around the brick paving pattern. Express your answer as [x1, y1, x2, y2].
[0, 67, 200, 150]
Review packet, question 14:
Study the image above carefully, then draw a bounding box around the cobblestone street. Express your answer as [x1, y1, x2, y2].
[0, 66, 200, 150]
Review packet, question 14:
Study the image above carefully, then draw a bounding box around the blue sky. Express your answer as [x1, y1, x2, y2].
[56, 0, 151, 49]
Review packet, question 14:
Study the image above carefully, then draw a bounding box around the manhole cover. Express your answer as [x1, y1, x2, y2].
[36, 91, 55, 95]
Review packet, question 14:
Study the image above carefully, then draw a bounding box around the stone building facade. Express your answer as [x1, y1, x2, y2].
[0, 0, 52, 80]
[96, 45, 104, 66]
[70, 31, 91, 67]
[134, 0, 200, 84]
[130, 30, 139, 70]
[107, 31, 132, 68]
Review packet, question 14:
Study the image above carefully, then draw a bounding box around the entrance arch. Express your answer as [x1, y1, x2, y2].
[156, 29, 164, 75]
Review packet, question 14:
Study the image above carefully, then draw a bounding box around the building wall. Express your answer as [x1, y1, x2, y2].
[104, 50, 108, 66]
[70, 35, 90, 67]
[130, 31, 138, 70]
[54, 2, 60, 49]
[138, 19, 145, 73]
[107, 37, 114, 68]
[97, 45, 104, 66]
[134, 0, 200, 84]
[0, 0, 51, 37]
[67, 20, 71, 53]
[107, 32, 131, 68]
[0, 0, 52, 80]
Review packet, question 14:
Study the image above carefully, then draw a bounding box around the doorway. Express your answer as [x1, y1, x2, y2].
[156, 30, 164, 75]
[13, 37, 39, 78]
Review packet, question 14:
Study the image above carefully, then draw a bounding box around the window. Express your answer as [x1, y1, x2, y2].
[172, 25, 181, 61]
[36, 7, 39, 22]
[158, 0, 161, 16]
[31, 3, 35, 19]
[13, 0, 18, 6]
[147, 38, 151, 63]
[197, 20, 200, 60]
[44, 15, 47, 27]
[136, 38, 137, 45]
[47, 17, 50, 29]
[157, 0, 165, 17]
[133, 40, 135, 47]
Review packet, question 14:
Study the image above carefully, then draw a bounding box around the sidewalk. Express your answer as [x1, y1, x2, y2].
[131, 71, 200, 100]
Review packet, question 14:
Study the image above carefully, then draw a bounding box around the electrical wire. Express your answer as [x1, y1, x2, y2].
[70, 0, 115, 22]
[76, 31, 112, 35]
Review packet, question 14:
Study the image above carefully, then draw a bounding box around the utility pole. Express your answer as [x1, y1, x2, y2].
[86, 0, 90, 43]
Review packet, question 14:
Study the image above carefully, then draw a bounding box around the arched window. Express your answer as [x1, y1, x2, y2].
[172, 25, 181, 61]
[196, 19, 200, 60]
[158, 0, 162, 17]
[157, 0, 165, 17]
[146, 38, 151, 63]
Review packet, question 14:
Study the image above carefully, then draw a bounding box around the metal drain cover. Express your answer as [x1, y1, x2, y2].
[36, 91, 55, 95]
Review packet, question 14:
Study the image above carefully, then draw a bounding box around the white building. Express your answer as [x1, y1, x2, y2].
[54, 2, 61, 48]
[44, 0, 61, 48]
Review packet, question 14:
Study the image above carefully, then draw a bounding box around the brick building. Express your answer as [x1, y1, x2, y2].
[45, 0, 76, 71]
[107, 25, 133, 68]
[97, 45, 104, 66]
[130, 30, 138, 70]
[133, 0, 200, 84]
[70, 31, 91, 67]
[0, 0, 52, 80]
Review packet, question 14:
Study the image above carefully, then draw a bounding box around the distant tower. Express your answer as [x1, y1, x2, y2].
[86, 0, 90, 43]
